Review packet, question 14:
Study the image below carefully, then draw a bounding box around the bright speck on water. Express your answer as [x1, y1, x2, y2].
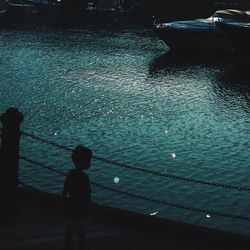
[114, 177, 120, 184]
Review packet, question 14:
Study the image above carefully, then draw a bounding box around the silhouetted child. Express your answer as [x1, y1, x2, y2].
[63, 145, 92, 250]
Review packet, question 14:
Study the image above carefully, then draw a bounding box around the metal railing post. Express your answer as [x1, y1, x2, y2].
[0, 108, 23, 217]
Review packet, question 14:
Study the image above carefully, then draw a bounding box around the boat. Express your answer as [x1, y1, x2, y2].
[152, 9, 250, 51]
[216, 21, 250, 56]
[7, 0, 39, 15]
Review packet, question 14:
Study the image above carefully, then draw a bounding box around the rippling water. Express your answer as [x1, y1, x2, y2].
[0, 27, 249, 235]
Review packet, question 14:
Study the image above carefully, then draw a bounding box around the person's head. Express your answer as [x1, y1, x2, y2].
[72, 145, 92, 171]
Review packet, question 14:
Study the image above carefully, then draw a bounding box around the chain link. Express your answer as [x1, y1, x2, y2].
[93, 155, 250, 192]
[20, 155, 67, 176]
[21, 130, 73, 152]
[20, 156, 250, 222]
[19, 180, 43, 193]
[91, 182, 250, 221]
[20, 130, 250, 192]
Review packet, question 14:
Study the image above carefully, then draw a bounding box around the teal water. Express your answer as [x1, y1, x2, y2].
[0, 28, 249, 234]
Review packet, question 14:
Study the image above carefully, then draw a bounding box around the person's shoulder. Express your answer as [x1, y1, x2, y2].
[82, 171, 90, 180]
[67, 169, 76, 177]
[68, 169, 75, 174]
[68, 169, 88, 178]
[80, 172, 90, 185]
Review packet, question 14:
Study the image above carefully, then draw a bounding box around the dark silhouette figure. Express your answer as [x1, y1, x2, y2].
[0, 108, 23, 219]
[63, 145, 92, 250]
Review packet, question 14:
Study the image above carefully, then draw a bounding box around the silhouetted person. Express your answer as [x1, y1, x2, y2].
[63, 145, 92, 250]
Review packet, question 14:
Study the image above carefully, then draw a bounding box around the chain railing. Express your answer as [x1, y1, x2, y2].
[19, 155, 250, 222]
[20, 130, 250, 192]
[2, 111, 250, 228]
[20, 155, 67, 176]
[0, 126, 249, 222]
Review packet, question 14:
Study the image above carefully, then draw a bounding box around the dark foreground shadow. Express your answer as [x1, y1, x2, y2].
[148, 49, 237, 76]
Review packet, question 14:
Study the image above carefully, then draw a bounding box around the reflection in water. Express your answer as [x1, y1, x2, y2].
[215, 60, 250, 111]
[149, 50, 236, 76]
[148, 50, 250, 129]
[216, 62, 250, 94]
[149, 50, 250, 110]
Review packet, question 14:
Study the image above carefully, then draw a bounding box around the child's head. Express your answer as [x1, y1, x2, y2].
[72, 145, 92, 170]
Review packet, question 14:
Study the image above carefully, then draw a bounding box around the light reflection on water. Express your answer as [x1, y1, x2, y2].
[0, 28, 249, 234]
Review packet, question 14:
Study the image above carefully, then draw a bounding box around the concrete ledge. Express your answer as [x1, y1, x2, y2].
[17, 187, 250, 249]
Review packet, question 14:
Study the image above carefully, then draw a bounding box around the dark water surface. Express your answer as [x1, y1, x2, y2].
[0, 27, 249, 234]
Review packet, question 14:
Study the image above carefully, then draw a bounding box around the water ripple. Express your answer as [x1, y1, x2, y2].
[0, 28, 249, 234]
